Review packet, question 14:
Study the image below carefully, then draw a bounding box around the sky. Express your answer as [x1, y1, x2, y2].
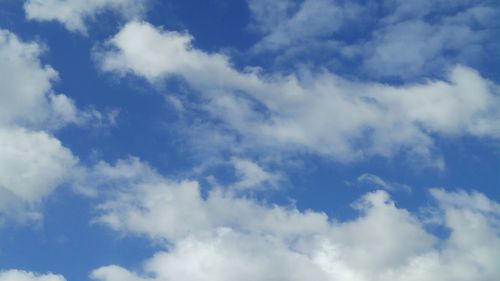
[0, 0, 499, 280]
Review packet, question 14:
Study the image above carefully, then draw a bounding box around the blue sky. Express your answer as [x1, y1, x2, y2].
[0, 1, 499, 281]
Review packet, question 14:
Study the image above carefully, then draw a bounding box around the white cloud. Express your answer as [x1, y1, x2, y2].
[24, 0, 149, 33]
[0, 29, 84, 224]
[231, 158, 280, 190]
[0, 270, 65, 281]
[0, 29, 111, 130]
[89, 157, 500, 281]
[356, 173, 411, 192]
[0, 126, 77, 222]
[90, 157, 330, 241]
[92, 230, 339, 281]
[94, 21, 255, 90]
[95, 21, 499, 165]
[0, 29, 80, 129]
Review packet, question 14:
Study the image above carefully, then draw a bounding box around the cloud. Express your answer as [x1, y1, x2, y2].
[0, 29, 87, 224]
[24, 0, 149, 33]
[1, 3, 496, 281]
[231, 158, 280, 190]
[0, 127, 77, 222]
[0, 270, 65, 281]
[0, 29, 79, 129]
[248, 0, 365, 52]
[94, 21, 251, 88]
[0, 29, 112, 130]
[89, 157, 499, 281]
[356, 173, 411, 192]
[361, 18, 491, 79]
[381, 0, 495, 24]
[90, 157, 330, 241]
[246, 0, 499, 79]
[95, 21, 499, 166]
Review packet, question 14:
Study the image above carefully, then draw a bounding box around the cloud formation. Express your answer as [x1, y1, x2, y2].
[247, 0, 499, 79]
[0, 270, 65, 281]
[89, 157, 499, 281]
[0, 30, 80, 129]
[0, 29, 97, 223]
[24, 0, 148, 33]
[95, 21, 499, 166]
[0, 27, 117, 227]
[0, 2, 497, 281]
[0, 127, 77, 222]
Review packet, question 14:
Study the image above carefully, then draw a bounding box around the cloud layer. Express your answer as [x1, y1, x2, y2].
[247, 0, 500, 79]
[0, 2, 498, 280]
[89, 157, 499, 281]
[95, 21, 499, 165]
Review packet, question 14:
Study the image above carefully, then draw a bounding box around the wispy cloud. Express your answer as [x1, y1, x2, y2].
[94, 21, 499, 167]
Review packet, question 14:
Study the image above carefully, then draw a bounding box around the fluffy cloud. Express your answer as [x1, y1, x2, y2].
[90, 158, 330, 241]
[0, 127, 77, 222]
[95, 21, 499, 165]
[90, 158, 499, 281]
[0, 29, 80, 129]
[0, 29, 82, 223]
[0, 270, 65, 281]
[94, 22, 253, 88]
[0, 29, 112, 130]
[1, 3, 496, 281]
[24, 0, 148, 33]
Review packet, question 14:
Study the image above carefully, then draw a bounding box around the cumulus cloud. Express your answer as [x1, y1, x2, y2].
[0, 127, 77, 222]
[24, 0, 149, 33]
[0, 29, 113, 130]
[0, 29, 79, 129]
[0, 29, 86, 223]
[90, 157, 330, 241]
[89, 157, 499, 281]
[95, 21, 499, 165]
[0, 270, 65, 281]
[1, 3, 496, 281]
